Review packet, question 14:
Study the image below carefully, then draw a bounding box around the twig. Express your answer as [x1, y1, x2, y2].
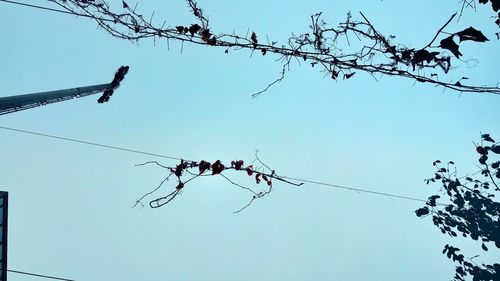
[425, 13, 457, 48]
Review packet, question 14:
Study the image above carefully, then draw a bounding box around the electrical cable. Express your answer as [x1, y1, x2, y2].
[282, 176, 433, 204]
[8, 269, 75, 281]
[0, 0, 114, 22]
[0, 0, 78, 17]
[0, 125, 437, 205]
[0, 125, 185, 161]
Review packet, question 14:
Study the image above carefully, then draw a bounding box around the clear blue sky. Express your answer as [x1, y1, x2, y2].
[0, 0, 499, 280]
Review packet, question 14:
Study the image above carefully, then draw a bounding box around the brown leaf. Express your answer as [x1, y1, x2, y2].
[246, 165, 254, 176]
[199, 160, 211, 174]
[234, 160, 244, 170]
[255, 173, 261, 184]
[201, 29, 211, 41]
[211, 160, 225, 175]
[189, 24, 201, 37]
[176, 26, 186, 34]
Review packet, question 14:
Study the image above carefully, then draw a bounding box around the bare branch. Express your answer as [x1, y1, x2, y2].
[133, 157, 302, 211]
[49, 0, 500, 97]
[425, 13, 457, 48]
[132, 174, 172, 208]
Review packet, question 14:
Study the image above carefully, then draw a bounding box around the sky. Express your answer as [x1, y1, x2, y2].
[0, 0, 499, 280]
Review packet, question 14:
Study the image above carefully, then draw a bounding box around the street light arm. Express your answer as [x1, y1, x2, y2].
[97, 65, 130, 104]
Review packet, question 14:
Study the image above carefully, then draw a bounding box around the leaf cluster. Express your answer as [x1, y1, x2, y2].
[416, 134, 500, 281]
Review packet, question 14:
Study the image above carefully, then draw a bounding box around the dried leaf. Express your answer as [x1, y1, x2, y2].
[440, 35, 462, 58]
[344, 72, 356, 79]
[255, 173, 261, 184]
[211, 160, 225, 175]
[189, 24, 201, 37]
[482, 134, 495, 143]
[199, 160, 210, 174]
[251, 32, 258, 47]
[234, 160, 244, 170]
[246, 165, 254, 176]
[175, 26, 185, 34]
[456, 27, 489, 42]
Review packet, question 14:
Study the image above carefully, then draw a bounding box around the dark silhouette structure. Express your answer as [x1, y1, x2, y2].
[0, 192, 8, 281]
[0, 66, 129, 115]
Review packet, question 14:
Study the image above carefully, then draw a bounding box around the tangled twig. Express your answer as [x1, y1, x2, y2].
[133, 157, 302, 212]
[48, 0, 500, 97]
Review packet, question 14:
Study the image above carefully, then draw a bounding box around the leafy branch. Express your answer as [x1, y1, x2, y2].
[416, 134, 500, 281]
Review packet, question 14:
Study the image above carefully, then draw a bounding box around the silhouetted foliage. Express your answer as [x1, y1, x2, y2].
[132, 153, 302, 213]
[50, 0, 500, 97]
[460, 0, 500, 37]
[417, 134, 500, 281]
[478, 0, 500, 27]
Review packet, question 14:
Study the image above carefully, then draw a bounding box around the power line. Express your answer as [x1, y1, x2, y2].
[0, 125, 185, 161]
[0, 0, 114, 22]
[0, 125, 436, 205]
[8, 269, 75, 281]
[282, 176, 437, 205]
[0, 0, 78, 16]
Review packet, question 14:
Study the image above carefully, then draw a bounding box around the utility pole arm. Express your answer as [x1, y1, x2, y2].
[0, 66, 129, 115]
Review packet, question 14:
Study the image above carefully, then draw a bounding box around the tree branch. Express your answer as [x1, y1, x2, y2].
[50, 0, 500, 97]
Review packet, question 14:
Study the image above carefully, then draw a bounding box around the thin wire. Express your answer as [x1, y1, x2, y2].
[282, 176, 446, 205]
[0, 0, 77, 16]
[0, 0, 114, 22]
[0, 125, 437, 205]
[8, 269, 75, 281]
[0, 125, 186, 161]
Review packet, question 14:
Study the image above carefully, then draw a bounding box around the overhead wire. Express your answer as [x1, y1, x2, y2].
[8, 269, 75, 281]
[0, 125, 438, 205]
[282, 176, 435, 204]
[0, 125, 185, 161]
[0, 0, 78, 17]
[0, 0, 114, 22]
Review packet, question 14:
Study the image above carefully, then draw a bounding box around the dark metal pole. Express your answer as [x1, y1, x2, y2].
[0, 66, 129, 116]
[0, 192, 8, 281]
[0, 84, 113, 115]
